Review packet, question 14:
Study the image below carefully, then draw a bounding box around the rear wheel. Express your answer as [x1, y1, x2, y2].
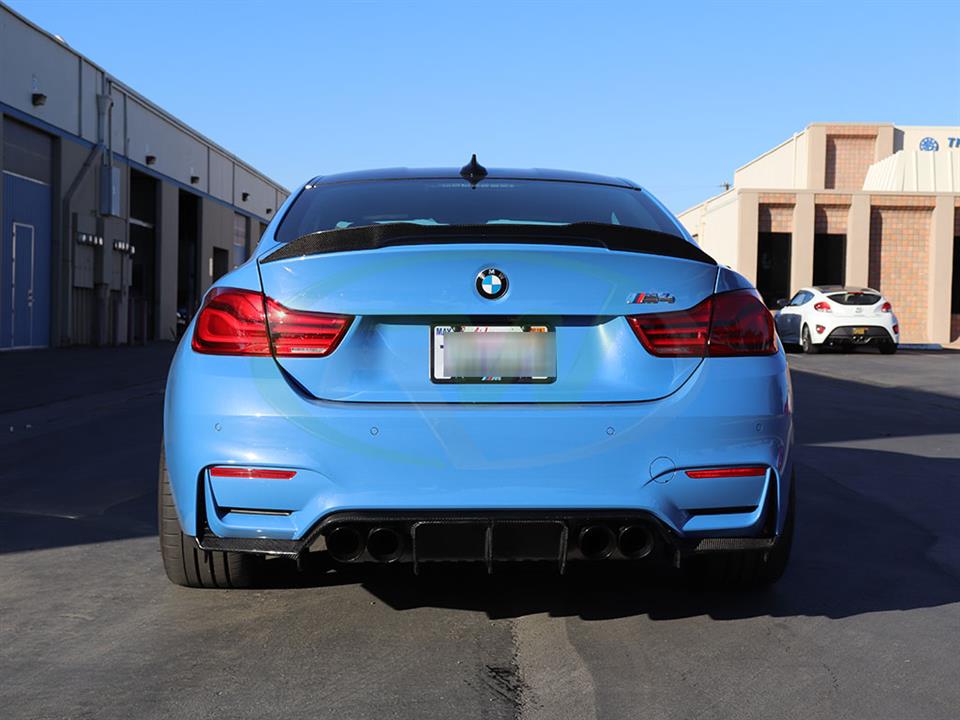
[684, 473, 795, 589]
[879, 340, 898, 355]
[159, 442, 257, 588]
[800, 325, 819, 354]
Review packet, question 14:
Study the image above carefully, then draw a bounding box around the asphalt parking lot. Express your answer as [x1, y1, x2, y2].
[1, 344, 958, 719]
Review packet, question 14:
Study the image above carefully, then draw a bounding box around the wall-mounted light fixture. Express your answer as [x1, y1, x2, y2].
[241, 192, 250, 202]
[266, 208, 273, 215]
[145, 154, 157, 166]
[190, 175, 200, 185]
[31, 92, 47, 107]
[76, 232, 104, 246]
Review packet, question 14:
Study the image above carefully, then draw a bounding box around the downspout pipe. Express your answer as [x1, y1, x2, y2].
[59, 144, 101, 345]
[59, 75, 111, 345]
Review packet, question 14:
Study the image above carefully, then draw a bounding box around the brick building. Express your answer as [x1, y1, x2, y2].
[678, 123, 960, 345]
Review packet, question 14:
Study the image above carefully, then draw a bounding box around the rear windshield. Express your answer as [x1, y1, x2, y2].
[275, 179, 681, 243]
[828, 292, 881, 305]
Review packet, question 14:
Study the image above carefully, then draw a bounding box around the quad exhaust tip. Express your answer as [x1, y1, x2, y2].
[578, 525, 616, 559]
[617, 525, 654, 559]
[366, 527, 403, 563]
[326, 525, 364, 562]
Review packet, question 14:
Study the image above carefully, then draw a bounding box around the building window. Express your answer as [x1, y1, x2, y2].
[233, 213, 250, 268]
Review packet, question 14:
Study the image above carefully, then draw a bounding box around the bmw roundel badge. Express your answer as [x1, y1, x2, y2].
[476, 268, 508, 299]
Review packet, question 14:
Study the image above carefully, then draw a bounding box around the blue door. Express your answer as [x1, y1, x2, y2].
[2, 173, 52, 348]
[12, 223, 35, 346]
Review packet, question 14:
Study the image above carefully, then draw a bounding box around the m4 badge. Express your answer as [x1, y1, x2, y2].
[627, 292, 676, 305]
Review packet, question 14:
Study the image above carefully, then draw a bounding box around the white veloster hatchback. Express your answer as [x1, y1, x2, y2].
[774, 286, 899, 354]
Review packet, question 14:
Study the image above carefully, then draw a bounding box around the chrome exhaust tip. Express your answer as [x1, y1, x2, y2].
[366, 527, 403, 563]
[326, 525, 364, 562]
[578, 525, 616, 559]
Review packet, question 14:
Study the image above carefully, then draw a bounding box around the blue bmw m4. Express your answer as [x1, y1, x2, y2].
[160, 158, 795, 588]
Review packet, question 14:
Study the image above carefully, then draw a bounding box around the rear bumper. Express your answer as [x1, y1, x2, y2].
[823, 325, 896, 345]
[808, 315, 898, 345]
[164, 341, 794, 550]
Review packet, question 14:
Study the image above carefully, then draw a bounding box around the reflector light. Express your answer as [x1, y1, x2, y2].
[192, 287, 352, 357]
[816, 325, 825, 334]
[209, 467, 297, 480]
[893, 324, 899, 334]
[813, 301, 832, 312]
[881, 302, 892, 313]
[685, 467, 767, 479]
[628, 290, 777, 358]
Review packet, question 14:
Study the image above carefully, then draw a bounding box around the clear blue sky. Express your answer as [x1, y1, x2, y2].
[8, 0, 960, 212]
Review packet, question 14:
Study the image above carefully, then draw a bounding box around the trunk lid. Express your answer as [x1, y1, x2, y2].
[257, 243, 718, 402]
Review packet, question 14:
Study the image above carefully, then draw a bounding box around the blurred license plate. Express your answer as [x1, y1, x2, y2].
[852, 327, 868, 335]
[432, 325, 556, 383]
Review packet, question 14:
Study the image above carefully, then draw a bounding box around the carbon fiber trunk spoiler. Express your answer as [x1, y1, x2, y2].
[261, 222, 717, 265]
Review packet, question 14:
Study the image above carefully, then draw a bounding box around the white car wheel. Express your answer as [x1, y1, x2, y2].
[801, 325, 819, 354]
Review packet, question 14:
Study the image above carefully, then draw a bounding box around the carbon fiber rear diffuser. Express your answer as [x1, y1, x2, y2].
[195, 509, 778, 572]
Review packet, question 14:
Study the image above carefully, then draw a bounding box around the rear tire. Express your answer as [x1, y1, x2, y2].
[684, 472, 796, 589]
[879, 341, 898, 355]
[800, 325, 820, 354]
[159, 442, 257, 588]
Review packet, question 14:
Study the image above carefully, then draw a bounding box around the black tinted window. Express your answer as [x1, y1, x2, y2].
[828, 292, 881, 305]
[275, 179, 681, 243]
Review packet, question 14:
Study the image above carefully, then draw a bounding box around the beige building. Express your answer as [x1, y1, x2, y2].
[678, 123, 960, 345]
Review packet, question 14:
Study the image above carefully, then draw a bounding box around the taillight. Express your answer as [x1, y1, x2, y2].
[626, 298, 710, 356]
[192, 288, 272, 355]
[880, 302, 892, 313]
[192, 287, 352, 357]
[264, 297, 352, 356]
[708, 291, 778, 356]
[209, 466, 297, 480]
[813, 301, 832, 312]
[628, 290, 776, 358]
[816, 325, 826, 334]
[893, 324, 899, 335]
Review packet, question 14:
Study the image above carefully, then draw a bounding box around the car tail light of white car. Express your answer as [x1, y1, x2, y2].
[881, 302, 892, 313]
[813, 301, 832, 312]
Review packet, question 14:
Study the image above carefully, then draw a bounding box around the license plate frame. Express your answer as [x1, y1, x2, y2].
[431, 324, 557, 384]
